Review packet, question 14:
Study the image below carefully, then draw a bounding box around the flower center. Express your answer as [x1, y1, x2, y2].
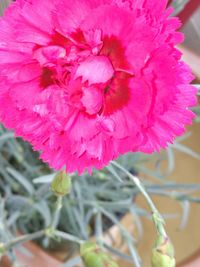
[75, 55, 114, 85]
[35, 31, 132, 116]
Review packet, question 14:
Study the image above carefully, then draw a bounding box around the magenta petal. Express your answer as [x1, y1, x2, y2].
[81, 86, 104, 115]
[33, 46, 66, 65]
[75, 55, 114, 85]
[0, 0, 197, 174]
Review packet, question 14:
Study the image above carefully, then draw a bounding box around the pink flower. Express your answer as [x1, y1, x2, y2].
[0, 0, 197, 173]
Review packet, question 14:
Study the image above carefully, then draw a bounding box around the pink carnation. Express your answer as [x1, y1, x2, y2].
[0, 0, 197, 173]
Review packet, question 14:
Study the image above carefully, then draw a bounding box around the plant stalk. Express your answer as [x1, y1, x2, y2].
[4, 230, 45, 251]
[54, 230, 84, 245]
[2, 195, 84, 254]
[111, 161, 167, 237]
[50, 195, 63, 230]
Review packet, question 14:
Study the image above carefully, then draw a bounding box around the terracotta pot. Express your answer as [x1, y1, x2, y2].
[0, 241, 62, 267]
[179, 252, 200, 267]
[167, 0, 199, 26]
[176, 0, 200, 26]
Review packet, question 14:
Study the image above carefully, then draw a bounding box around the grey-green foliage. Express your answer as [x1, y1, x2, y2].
[1, 123, 200, 266]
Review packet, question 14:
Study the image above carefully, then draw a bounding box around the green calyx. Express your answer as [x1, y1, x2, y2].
[151, 235, 175, 267]
[51, 171, 71, 196]
[80, 242, 119, 267]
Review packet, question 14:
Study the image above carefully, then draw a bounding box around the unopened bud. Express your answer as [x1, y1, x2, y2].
[151, 235, 175, 267]
[80, 242, 119, 267]
[51, 171, 71, 196]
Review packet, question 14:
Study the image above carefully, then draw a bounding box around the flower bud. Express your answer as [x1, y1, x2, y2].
[151, 235, 175, 267]
[51, 171, 71, 196]
[80, 242, 119, 267]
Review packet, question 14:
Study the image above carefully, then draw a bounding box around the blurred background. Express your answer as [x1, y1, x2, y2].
[0, 1, 200, 267]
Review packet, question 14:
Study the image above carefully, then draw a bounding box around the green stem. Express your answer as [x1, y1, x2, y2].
[2, 194, 84, 254]
[54, 230, 84, 245]
[111, 161, 167, 237]
[4, 230, 45, 251]
[50, 195, 63, 230]
[2, 228, 84, 255]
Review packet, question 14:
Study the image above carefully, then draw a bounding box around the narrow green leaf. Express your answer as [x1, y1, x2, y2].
[6, 168, 34, 195]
